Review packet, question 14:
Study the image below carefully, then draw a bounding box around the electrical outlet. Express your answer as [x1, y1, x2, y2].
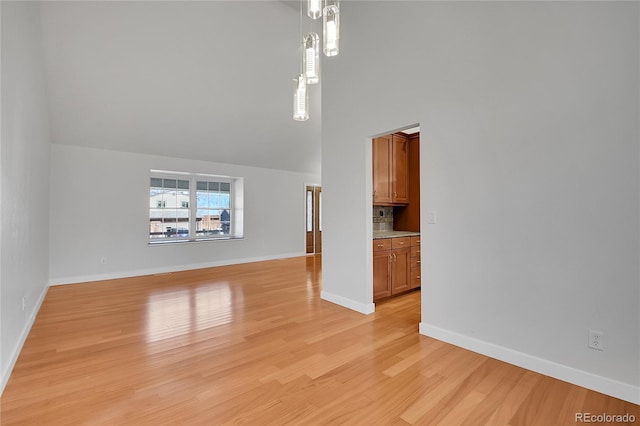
[588, 330, 604, 351]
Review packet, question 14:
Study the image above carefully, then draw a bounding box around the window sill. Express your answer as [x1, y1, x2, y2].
[148, 236, 244, 246]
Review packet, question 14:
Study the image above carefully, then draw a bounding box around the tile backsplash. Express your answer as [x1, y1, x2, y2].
[373, 207, 394, 232]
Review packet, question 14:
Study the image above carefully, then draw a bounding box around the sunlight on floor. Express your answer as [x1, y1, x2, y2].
[145, 284, 234, 342]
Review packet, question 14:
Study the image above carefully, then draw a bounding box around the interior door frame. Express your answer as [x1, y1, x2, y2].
[305, 183, 322, 254]
[368, 124, 421, 309]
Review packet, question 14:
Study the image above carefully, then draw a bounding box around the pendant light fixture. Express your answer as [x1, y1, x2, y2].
[293, 0, 342, 121]
[293, 1, 309, 121]
[303, 32, 320, 84]
[323, 0, 339, 57]
[307, 0, 322, 19]
[293, 74, 309, 121]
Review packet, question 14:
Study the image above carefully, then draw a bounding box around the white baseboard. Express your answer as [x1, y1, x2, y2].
[1, 285, 49, 395]
[321, 291, 375, 315]
[419, 323, 640, 405]
[49, 252, 306, 286]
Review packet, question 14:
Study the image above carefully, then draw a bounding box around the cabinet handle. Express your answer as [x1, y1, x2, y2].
[416, 276, 421, 279]
[416, 260, 421, 264]
[393, 253, 397, 261]
[377, 244, 384, 248]
[394, 191, 397, 198]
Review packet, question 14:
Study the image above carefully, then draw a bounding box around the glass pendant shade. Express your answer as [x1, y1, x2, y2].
[307, 0, 322, 19]
[293, 74, 309, 121]
[303, 32, 320, 84]
[323, 0, 340, 57]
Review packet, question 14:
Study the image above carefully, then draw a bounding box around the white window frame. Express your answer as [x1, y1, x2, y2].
[149, 170, 244, 245]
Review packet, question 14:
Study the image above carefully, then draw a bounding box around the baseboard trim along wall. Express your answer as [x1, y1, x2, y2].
[1, 285, 49, 395]
[321, 291, 375, 315]
[420, 322, 640, 405]
[49, 252, 306, 286]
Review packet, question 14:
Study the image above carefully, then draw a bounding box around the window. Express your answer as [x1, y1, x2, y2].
[196, 181, 231, 237]
[149, 171, 243, 243]
[149, 178, 190, 239]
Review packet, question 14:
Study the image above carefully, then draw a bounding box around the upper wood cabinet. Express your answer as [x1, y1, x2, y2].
[372, 133, 409, 205]
[394, 133, 420, 231]
[391, 134, 409, 203]
[372, 135, 393, 204]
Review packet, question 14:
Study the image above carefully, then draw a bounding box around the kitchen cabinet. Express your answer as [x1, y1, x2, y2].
[390, 237, 411, 294]
[392, 134, 409, 203]
[373, 239, 392, 300]
[372, 135, 392, 204]
[372, 133, 409, 205]
[394, 133, 420, 231]
[410, 236, 421, 289]
[373, 236, 416, 301]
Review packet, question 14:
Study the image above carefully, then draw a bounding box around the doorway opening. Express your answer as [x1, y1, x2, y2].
[371, 124, 420, 309]
[306, 185, 322, 254]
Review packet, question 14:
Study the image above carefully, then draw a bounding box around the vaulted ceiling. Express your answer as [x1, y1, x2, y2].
[39, 1, 321, 174]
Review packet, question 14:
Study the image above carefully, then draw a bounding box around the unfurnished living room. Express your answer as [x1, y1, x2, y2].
[1, 1, 639, 425]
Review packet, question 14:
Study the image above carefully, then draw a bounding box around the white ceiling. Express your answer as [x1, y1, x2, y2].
[39, 1, 321, 175]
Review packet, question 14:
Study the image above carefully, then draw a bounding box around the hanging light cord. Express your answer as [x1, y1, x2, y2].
[299, 0, 303, 75]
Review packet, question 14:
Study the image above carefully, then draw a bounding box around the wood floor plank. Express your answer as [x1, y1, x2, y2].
[1, 255, 638, 425]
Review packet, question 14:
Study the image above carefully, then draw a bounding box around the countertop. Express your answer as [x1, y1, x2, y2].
[373, 230, 420, 239]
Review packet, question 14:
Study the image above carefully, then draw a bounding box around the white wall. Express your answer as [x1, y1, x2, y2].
[38, 1, 322, 175]
[321, 2, 639, 402]
[49, 144, 319, 284]
[1, 2, 52, 393]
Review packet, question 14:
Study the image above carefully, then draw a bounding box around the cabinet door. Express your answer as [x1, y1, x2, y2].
[392, 134, 409, 203]
[373, 250, 392, 300]
[391, 247, 411, 294]
[372, 136, 392, 204]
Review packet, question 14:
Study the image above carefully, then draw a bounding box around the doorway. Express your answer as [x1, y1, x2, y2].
[370, 125, 420, 310]
[306, 185, 322, 254]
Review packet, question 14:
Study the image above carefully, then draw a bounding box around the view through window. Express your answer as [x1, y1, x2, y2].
[149, 172, 241, 243]
[149, 178, 190, 238]
[196, 181, 231, 237]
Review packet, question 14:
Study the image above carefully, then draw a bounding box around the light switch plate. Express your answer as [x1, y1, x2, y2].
[427, 211, 437, 224]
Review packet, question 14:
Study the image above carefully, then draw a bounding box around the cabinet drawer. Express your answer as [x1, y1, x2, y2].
[411, 256, 421, 268]
[391, 237, 411, 249]
[411, 245, 420, 257]
[410, 267, 421, 289]
[373, 239, 392, 252]
[411, 235, 421, 246]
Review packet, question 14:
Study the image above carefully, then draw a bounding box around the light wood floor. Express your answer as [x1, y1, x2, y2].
[1, 255, 638, 425]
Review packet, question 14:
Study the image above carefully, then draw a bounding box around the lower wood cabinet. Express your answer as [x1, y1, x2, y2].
[373, 236, 419, 302]
[373, 248, 392, 300]
[410, 235, 421, 289]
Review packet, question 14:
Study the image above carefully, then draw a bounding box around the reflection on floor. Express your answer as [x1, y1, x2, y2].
[1, 255, 637, 425]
